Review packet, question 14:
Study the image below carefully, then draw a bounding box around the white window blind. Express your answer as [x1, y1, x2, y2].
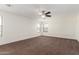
[0, 16, 2, 36]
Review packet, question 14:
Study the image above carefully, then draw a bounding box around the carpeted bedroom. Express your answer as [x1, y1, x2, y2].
[0, 4, 79, 55]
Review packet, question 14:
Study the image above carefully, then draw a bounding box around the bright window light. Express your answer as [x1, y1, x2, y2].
[37, 23, 41, 32]
[0, 16, 1, 25]
[0, 16, 2, 36]
[43, 23, 48, 32]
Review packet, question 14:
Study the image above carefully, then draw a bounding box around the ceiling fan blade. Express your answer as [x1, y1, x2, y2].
[46, 14, 51, 17]
[45, 11, 51, 14]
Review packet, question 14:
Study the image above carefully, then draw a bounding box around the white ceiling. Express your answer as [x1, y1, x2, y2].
[0, 4, 79, 18]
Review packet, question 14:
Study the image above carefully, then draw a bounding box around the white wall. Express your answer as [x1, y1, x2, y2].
[76, 13, 79, 41]
[42, 13, 77, 39]
[0, 11, 39, 45]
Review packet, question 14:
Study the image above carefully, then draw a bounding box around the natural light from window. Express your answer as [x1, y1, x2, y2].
[0, 16, 1, 25]
[0, 16, 2, 36]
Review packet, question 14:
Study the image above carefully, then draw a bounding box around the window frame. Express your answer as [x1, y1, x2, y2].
[0, 16, 3, 37]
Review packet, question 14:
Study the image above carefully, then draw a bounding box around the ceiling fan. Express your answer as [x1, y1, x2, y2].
[40, 10, 52, 18]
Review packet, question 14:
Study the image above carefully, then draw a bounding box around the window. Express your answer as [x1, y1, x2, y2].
[0, 16, 2, 36]
[43, 23, 48, 32]
[37, 22, 48, 34]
